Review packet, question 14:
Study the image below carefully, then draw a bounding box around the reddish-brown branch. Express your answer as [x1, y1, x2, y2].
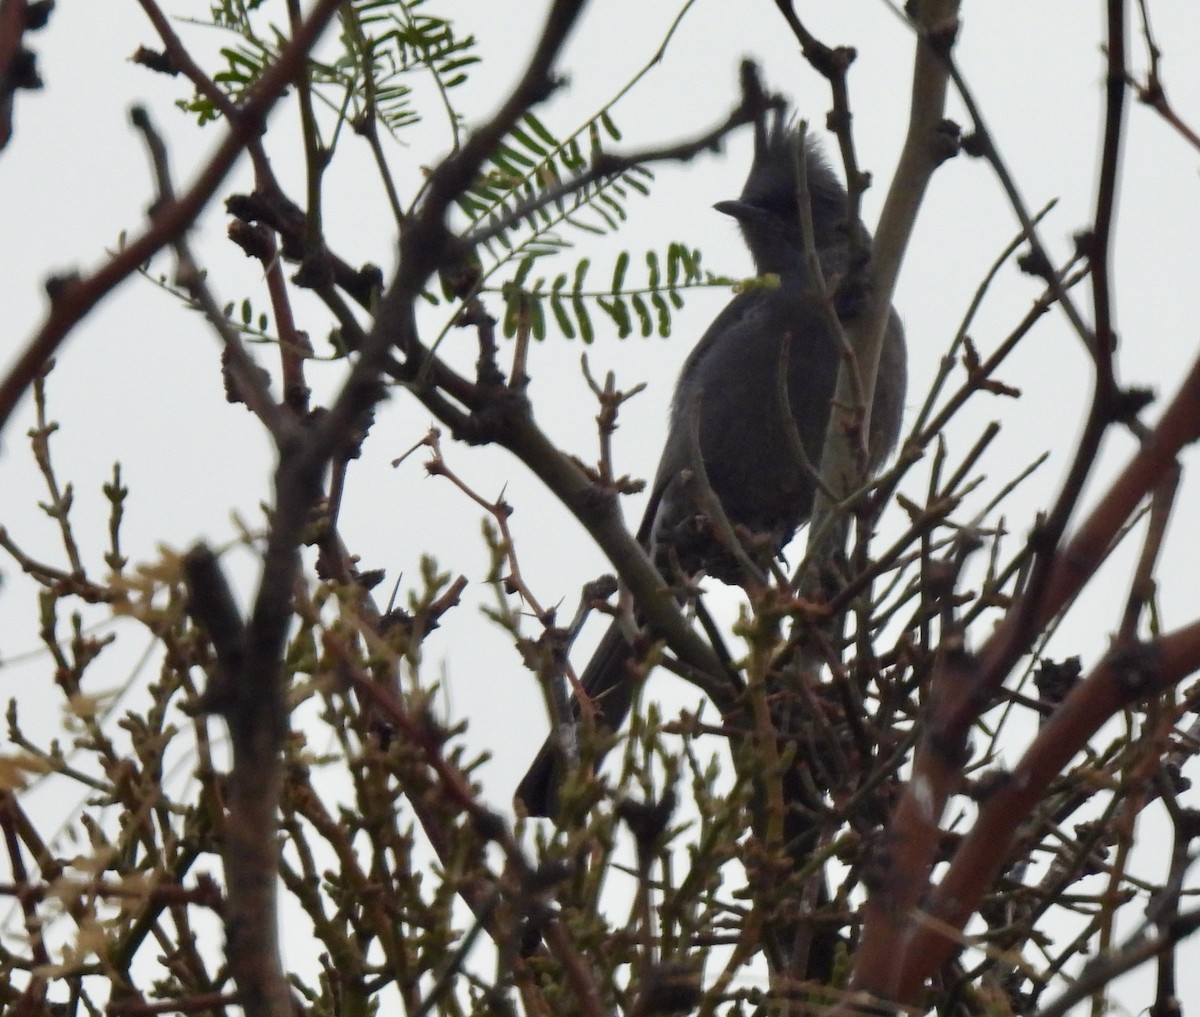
[1134, 78, 1200, 152]
[896, 616, 1200, 996]
[838, 0, 960, 991]
[965, 309, 1200, 742]
[255, 229, 312, 415]
[847, 5, 1185, 1001]
[1090, 0, 1125, 386]
[0, 0, 344, 437]
[134, 0, 275, 186]
[845, 333, 1200, 1005]
[0, 0, 43, 152]
[131, 107, 292, 443]
[0, 791, 50, 1016]
[107, 991, 242, 1016]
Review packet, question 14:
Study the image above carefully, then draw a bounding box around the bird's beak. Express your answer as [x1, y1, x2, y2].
[713, 199, 764, 223]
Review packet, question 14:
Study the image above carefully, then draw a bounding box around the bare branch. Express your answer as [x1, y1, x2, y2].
[0, 0, 345, 437]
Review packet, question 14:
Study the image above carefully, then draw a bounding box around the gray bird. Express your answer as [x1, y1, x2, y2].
[515, 111, 908, 819]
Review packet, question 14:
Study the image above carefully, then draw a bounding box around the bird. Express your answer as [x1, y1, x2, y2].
[515, 109, 908, 820]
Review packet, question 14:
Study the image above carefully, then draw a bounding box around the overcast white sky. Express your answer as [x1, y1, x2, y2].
[2, 0, 1200, 1009]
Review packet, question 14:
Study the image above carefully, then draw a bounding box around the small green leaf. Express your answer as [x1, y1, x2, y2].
[550, 293, 574, 339]
[593, 204, 619, 232]
[574, 294, 594, 344]
[497, 142, 535, 169]
[510, 125, 547, 158]
[631, 293, 651, 337]
[599, 192, 627, 222]
[611, 252, 629, 294]
[529, 294, 546, 340]
[513, 256, 536, 288]
[566, 215, 605, 236]
[600, 110, 622, 141]
[651, 292, 671, 337]
[646, 249, 660, 291]
[502, 293, 519, 338]
[525, 113, 558, 149]
[598, 296, 631, 338]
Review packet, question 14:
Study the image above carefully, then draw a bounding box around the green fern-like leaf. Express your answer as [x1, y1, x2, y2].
[212, 40, 275, 104]
[453, 109, 658, 285]
[490, 244, 711, 344]
[348, 0, 480, 136]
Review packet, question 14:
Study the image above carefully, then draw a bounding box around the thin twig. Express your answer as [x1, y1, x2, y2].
[0, 0, 344, 436]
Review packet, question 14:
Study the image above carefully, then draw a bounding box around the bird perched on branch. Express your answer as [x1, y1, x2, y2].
[515, 108, 908, 820]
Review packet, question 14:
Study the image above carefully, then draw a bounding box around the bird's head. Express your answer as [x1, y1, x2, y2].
[714, 108, 852, 277]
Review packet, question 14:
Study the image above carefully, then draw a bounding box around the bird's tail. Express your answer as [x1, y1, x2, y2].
[514, 619, 636, 820]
